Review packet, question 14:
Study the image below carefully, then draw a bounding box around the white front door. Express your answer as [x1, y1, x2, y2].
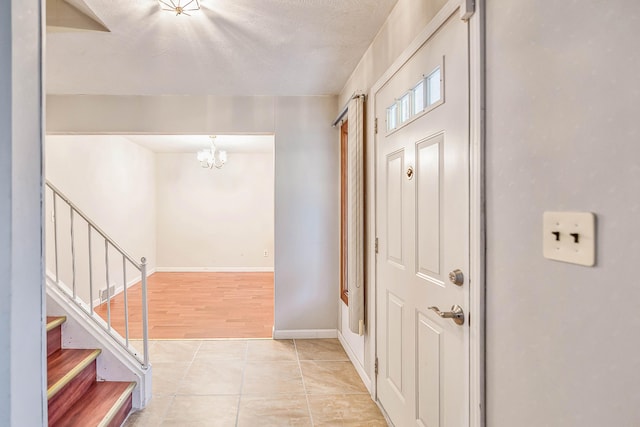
[375, 9, 469, 427]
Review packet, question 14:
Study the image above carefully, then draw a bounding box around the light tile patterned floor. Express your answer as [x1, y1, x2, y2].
[125, 339, 388, 426]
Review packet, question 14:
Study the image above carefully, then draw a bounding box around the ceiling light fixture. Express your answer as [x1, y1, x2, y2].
[197, 136, 227, 169]
[159, 0, 200, 16]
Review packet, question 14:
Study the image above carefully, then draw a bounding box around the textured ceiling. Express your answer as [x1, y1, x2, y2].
[46, 0, 399, 96]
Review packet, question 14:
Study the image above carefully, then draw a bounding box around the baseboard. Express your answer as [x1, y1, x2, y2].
[92, 268, 157, 308]
[338, 331, 372, 393]
[156, 267, 274, 273]
[273, 329, 338, 339]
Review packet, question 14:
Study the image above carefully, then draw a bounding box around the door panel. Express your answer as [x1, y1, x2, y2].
[416, 135, 442, 278]
[386, 151, 404, 266]
[386, 291, 404, 395]
[376, 9, 469, 427]
[417, 313, 442, 427]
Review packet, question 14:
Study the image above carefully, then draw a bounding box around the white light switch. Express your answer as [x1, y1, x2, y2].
[543, 211, 596, 266]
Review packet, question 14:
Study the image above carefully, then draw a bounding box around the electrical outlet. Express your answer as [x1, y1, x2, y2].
[543, 211, 596, 266]
[263, 250, 268, 257]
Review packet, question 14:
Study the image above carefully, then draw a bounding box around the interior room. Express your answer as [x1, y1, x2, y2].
[45, 134, 276, 339]
[2, 0, 640, 426]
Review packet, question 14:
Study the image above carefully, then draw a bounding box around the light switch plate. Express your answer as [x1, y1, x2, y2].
[543, 211, 596, 266]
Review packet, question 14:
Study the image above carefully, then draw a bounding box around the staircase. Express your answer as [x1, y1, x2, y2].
[47, 316, 136, 427]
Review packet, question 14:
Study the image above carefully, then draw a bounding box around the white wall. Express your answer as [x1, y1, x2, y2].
[0, 0, 47, 425]
[47, 96, 276, 134]
[273, 97, 339, 333]
[47, 95, 339, 334]
[155, 151, 274, 270]
[485, 1, 640, 425]
[45, 135, 157, 303]
[337, 0, 448, 381]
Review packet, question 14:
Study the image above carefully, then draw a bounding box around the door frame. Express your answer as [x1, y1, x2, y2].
[367, 1, 485, 425]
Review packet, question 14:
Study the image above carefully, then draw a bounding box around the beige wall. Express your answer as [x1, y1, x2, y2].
[485, 1, 640, 425]
[155, 151, 274, 270]
[45, 135, 157, 303]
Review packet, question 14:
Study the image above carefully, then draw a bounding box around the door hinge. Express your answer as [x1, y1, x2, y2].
[375, 237, 379, 254]
[375, 357, 379, 376]
[374, 117, 378, 134]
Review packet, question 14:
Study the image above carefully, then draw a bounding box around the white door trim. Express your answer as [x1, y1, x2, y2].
[368, 1, 485, 425]
[468, 1, 486, 426]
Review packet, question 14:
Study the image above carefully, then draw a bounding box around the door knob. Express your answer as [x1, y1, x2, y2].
[427, 305, 465, 325]
[449, 269, 464, 286]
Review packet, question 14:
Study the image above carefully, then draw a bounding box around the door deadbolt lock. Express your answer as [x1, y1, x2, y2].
[428, 305, 465, 325]
[406, 166, 414, 180]
[448, 269, 464, 286]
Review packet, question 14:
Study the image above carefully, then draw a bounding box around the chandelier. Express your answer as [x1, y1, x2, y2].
[159, 0, 200, 16]
[197, 136, 227, 169]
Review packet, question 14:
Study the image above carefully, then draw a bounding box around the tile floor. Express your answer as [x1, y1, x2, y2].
[124, 339, 388, 426]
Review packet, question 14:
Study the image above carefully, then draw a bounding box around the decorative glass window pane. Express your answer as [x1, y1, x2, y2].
[400, 93, 411, 123]
[387, 104, 398, 131]
[413, 81, 425, 114]
[427, 67, 441, 105]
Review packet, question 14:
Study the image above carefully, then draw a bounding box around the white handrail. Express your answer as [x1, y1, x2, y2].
[45, 181, 150, 368]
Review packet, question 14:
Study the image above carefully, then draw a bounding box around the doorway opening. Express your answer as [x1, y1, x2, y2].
[44, 133, 275, 339]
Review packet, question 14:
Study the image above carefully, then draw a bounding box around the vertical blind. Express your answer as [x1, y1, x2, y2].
[347, 95, 365, 335]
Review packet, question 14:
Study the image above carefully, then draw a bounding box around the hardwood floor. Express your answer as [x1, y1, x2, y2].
[95, 272, 274, 339]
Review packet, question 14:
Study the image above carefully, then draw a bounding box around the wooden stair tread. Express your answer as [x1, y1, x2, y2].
[47, 348, 102, 399]
[45, 314, 135, 426]
[46, 316, 66, 332]
[52, 381, 136, 427]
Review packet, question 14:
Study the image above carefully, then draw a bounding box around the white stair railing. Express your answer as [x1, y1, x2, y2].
[45, 181, 149, 367]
